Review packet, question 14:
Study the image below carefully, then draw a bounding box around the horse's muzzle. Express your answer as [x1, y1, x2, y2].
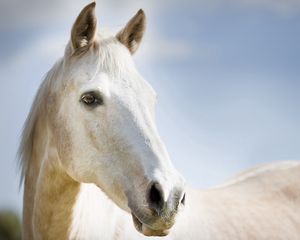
[129, 187, 185, 236]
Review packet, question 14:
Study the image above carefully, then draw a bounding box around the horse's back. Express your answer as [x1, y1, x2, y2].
[188, 161, 300, 240]
[216, 161, 300, 197]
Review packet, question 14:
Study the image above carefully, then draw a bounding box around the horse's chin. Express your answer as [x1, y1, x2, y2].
[131, 213, 171, 237]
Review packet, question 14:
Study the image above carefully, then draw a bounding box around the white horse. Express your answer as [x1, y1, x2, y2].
[19, 3, 300, 240]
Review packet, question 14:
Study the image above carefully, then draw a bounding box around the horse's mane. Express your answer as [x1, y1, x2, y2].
[18, 59, 63, 185]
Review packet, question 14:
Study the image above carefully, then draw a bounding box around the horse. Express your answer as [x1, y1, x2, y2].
[19, 2, 300, 239]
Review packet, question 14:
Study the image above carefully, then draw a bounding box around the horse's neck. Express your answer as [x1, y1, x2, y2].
[24, 164, 125, 240]
[23, 120, 80, 240]
[22, 119, 140, 240]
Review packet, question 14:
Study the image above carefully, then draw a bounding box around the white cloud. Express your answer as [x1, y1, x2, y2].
[0, 0, 88, 29]
[0, 0, 157, 29]
[7, 34, 66, 69]
[1, 0, 300, 30]
[159, 0, 300, 14]
[234, 0, 300, 15]
[137, 36, 194, 62]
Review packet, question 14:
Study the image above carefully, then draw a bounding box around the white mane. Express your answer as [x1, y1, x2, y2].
[18, 59, 63, 184]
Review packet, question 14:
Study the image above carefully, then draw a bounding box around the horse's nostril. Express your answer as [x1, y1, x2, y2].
[180, 193, 186, 206]
[147, 182, 164, 212]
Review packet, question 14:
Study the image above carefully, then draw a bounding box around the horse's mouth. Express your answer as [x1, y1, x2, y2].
[131, 213, 170, 237]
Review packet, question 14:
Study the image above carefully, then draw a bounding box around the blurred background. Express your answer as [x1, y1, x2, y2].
[0, 0, 300, 237]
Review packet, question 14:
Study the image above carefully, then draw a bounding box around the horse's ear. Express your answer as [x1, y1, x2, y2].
[117, 9, 146, 54]
[71, 2, 97, 53]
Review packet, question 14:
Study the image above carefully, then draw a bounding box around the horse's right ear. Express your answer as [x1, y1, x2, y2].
[71, 2, 97, 53]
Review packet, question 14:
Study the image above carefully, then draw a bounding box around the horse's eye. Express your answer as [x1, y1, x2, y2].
[81, 92, 103, 107]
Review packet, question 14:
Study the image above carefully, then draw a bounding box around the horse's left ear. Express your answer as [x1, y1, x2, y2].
[117, 9, 146, 54]
[71, 2, 97, 53]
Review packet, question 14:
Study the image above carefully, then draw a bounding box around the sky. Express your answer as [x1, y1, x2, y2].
[0, 0, 300, 214]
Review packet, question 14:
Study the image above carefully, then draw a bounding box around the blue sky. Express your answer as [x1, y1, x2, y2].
[0, 0, 300, 213]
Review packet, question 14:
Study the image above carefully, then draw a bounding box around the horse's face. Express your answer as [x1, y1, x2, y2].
[54, 3, 185, 236]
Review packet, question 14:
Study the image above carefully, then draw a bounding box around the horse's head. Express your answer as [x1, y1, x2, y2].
[52, 3, 185, 236]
